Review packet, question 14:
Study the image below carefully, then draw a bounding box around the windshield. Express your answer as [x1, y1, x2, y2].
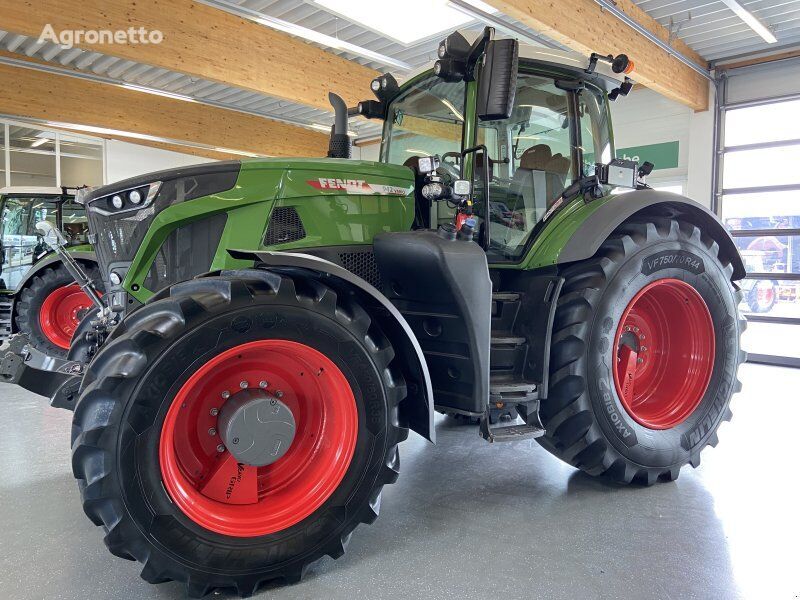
[474, 74, 613, 262]
[381, 73, 465, 166]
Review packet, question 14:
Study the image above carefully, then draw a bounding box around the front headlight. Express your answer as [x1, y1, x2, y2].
[89, 182, 161, 216]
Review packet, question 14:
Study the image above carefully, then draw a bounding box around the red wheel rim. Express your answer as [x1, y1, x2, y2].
[756, 283, 774, 308]
[159, 340, 358, 537]
[612, 278, 715, 430]
[38, 284, 95, 349]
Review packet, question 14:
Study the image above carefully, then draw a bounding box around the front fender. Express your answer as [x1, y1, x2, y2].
[228, 249, 435, 443]
[12, 250, 97, 293]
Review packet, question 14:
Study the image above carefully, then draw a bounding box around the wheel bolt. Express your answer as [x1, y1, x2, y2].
[274, 390, 284, 398]
[221, 390, 230, 399]
[240, 380, 248, 389]
[210, 408, 219, 416]
[232, 437, 239, 445]
[216, 444, 225, 453]
[208, 427, 217, 436]
[259, 380, 268, 389]
[637, 358, 644, 364]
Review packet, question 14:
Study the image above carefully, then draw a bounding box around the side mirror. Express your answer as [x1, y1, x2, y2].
[477, 39, 519, 122]
[35, 221, 67, 250]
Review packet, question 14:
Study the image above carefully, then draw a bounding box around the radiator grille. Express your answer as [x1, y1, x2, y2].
[88, 205, 156, 268]
[264, 206, 306, 246]
[339, 250, 382, 289]
[143, 214, 227, 293]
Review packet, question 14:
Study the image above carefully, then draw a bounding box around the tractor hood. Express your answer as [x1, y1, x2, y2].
[238, 157, 415, 201]
[79, 158, 415, 207]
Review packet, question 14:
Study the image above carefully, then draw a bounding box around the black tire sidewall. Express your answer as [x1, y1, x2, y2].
[115, 300, 391, 575]
[16, 262, 101, 356]
[587, 236, 740, 468]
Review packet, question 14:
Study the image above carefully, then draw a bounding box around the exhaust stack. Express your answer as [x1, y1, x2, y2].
[327, 92, 352, 159]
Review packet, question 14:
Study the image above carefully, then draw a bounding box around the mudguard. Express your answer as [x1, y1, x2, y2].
[228, 249, 436, 443]
[558, 191, 746, 280]
[11, 250, 97, 294]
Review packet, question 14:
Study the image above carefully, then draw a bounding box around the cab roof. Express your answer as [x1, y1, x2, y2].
[0, 186, 71, 197]
[403, 31, 626, 92]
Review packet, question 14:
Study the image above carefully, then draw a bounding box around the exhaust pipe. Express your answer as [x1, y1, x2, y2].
[327, 92, 351, 159]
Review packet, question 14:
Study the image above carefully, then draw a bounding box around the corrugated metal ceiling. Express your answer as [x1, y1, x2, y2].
[634, 0, 800, 61]
[0, 0, 561, 143]
[0, 0, 798, 147]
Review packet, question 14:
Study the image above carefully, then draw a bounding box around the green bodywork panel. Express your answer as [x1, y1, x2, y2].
[495, 193, 611, 270]
[124, 158, 415, 303]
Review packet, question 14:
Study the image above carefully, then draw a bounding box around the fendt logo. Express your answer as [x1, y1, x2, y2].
[306, 178, 410, 196]
[309, 178, 367, 191]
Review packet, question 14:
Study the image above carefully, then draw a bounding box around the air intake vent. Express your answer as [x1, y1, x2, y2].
[339, 249, 382, 290]
[264, 206, 306, 246]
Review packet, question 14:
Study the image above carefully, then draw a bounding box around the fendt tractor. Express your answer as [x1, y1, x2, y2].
[4, 29, 746, 597]
[0, 187, 101, 356]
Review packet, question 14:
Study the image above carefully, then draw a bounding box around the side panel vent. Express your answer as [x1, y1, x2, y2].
[339, 250, 382, 290]
[264, 206, 306, 246]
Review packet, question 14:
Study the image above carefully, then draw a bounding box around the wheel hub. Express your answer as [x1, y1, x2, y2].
[218, 389, 296, 467]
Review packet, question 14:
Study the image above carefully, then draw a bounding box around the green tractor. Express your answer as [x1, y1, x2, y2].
[9, 28, 746, 597]
[0, 187, 102, 356]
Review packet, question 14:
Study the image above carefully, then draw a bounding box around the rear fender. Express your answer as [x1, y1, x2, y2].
[228, 249, 435, 443]
[556, 191, 746, 280]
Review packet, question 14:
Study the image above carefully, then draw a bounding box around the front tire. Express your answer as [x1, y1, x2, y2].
[539, 219, 745, 485]
[14, 262, 102, 357]
[71, 271, 407, 596]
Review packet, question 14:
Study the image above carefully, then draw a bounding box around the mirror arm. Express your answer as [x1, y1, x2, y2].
[465, 27, 494, 81]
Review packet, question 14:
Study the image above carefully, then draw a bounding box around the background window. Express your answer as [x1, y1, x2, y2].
[60, 134, 103, 187]
[721, 98, 800, 365]
[9, 126, 57, 187]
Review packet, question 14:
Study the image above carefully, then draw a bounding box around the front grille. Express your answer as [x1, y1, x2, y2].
[264, 206, 306, 246]
[88, 204, 157, 268]
[86, 166, 240, 270]
[143, 214, 227, 293]
[339, 249, 382, 289]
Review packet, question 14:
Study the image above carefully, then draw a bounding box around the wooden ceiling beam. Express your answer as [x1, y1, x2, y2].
[485, 0, 711, 111]
[0, 61, 330, 158]
[0, 0, 380, 112]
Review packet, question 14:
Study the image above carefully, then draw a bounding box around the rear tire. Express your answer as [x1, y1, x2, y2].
[71, 270, 407, 596]
[14, 262, 102, 358]
[538, 219, 745, 485]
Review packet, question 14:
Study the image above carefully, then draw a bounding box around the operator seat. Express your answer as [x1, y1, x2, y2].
[507, 144, 558, 227]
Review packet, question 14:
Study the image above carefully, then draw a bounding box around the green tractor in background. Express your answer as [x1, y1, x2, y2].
[0, 187, 102, 356]
[8, 28, 746, 597]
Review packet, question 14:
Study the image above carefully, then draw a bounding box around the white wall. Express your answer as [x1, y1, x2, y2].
[611, 84, 716, 208]
[104, 139, 214, 184]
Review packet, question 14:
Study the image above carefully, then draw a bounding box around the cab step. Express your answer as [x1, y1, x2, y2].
[479, 418, 545, 443]
[489, 381, 538, 403]
[491, 292, 522, 334]
[0, 296, 12, 343]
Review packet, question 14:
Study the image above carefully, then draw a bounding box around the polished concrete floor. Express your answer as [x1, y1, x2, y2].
[0, 363, 797, 600]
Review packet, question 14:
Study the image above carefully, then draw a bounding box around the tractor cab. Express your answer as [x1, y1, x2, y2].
[0, 187, 88, 291]
[362, 28, 637, 263]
